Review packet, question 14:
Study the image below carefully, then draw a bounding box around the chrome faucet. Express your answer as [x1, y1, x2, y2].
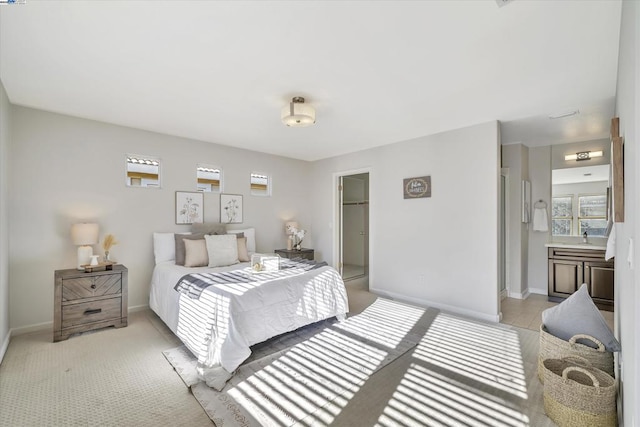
[583, 231, 588, 244]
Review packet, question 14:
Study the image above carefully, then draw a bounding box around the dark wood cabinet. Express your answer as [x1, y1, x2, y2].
[54, 265, 128, 342]
[548, 247, 613, 311]
[274, 248, 314, 261]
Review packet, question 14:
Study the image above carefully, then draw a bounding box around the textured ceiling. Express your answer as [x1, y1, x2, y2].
[0, 1, 622, 161]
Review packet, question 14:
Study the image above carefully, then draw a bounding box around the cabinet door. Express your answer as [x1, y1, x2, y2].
[548, 259, 583, 297]
[585, 261, 614, 303]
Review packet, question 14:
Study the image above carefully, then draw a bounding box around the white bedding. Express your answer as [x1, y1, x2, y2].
[149, 261, 349, 390]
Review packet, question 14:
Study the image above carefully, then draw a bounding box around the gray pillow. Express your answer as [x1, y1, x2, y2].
[191, 222, 227, 235]
[175, 233, 206, 266]
[542, 284, 620, 352]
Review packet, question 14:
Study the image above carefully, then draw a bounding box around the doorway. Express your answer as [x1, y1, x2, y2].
[338, 172, 369, 288]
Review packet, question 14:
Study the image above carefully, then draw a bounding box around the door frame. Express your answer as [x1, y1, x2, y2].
[333, 167, 372, 283]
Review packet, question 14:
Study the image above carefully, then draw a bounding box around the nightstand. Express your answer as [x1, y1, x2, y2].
[53, 265, 128, 342]
[274, 248, 314, 261]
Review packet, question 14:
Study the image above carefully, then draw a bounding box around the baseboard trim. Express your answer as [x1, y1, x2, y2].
[10, 305, 151, 337]
[528, 287, 548, 296]
[0, 330, 11, 364]
[370, 287, 500, 323]
[508, 289, 530, 300]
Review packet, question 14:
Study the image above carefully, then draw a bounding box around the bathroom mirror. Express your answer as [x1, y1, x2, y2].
[250, 172, 271, 196]
[126, 155, 161, 188]
[197, 164, 222, 193]
[551, 164, 609, 237]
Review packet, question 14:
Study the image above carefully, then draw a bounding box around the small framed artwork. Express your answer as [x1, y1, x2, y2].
[220, 194, 243, 224]
[403, 176, 431, 199]
[522, 180, 531, 223]
[176, 191, 204, 225]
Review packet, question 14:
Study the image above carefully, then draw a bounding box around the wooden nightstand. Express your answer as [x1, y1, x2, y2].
[274, 248, 314, 261]
[53, 265, 128, 342]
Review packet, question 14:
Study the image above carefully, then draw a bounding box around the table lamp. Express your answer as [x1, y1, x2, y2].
[71, 223, 99, 270]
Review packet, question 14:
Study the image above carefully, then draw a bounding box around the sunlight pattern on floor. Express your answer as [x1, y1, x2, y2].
[210, 299, 426, 426]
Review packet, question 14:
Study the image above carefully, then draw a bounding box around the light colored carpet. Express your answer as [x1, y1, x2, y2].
[163, 299, 429, 426]
[0, 290, 556, 427]
[0, 311, 212, 426]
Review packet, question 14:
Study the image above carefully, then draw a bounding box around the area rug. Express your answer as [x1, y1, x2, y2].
[163, 299, 429, 426]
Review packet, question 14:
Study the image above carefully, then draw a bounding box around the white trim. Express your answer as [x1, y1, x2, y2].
[508, 289, 530, 300]
[372, 287, 501, 323]
[333, 167, 373, 286]
[9, 305, 150, 337]
[528, 287, 548, 296]
[0, 329, 10, 363]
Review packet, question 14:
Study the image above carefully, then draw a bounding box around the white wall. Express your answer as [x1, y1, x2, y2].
[9, 107, 313, 331]
[311, 121, 501, 321]
[527, 145, 551, 294]
[614, 1, 639, 424]
[0, 81, 10, 360]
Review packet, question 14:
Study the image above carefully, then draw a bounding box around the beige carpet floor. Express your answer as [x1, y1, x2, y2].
[0, 289, 557, 426]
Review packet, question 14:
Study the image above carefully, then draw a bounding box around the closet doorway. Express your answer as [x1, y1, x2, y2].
[338, 172, 369, 288]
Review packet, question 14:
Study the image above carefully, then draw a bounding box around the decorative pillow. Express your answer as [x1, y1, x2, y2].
[153, 232, 178, 264]
[191, 222, 227, 235]
[237, 236, 250, 262]
[183, 239, 209, 267]
[175, 233, 206, 266]
[205, 234, 239, 268]
[542, 284, 620, 352]
[227, 228, 256, 253]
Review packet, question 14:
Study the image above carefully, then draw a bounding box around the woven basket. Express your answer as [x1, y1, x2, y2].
[538, 324, 614, 382]
[542, 357, 617, 427]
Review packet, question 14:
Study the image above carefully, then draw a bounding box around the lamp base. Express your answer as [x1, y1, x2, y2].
[77, 245, 93, 270]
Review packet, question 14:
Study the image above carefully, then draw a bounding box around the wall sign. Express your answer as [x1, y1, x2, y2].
[403, 176, 431, 199]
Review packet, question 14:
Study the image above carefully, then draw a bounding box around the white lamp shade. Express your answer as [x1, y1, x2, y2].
[71, 223, 99, 246]
[281, 98, 316, 127]
[285, 221, 299, 234]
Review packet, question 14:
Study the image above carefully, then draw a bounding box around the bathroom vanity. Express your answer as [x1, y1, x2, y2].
[546, 243, 614, 311]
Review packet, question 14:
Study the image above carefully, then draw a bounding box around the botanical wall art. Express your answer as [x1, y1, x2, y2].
[220, 194, 243, 224]
[176, 191, 204, 224]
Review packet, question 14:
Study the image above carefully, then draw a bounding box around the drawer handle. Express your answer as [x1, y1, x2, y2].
[90, 284, 96, 289]
[84, 308, 102, 315]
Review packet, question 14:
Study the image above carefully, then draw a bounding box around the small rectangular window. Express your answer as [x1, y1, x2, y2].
[197, 164, 222, 193]
[578, 194, 607, 236]
[250, 173, 271, 196]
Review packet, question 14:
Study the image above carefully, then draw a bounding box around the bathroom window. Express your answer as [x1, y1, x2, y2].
[578, 194, 607, 237]
[551, 196, 573, 236]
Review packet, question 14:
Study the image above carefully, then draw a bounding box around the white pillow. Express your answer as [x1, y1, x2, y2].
[153, 232, 191, 264]
[205, 234, 239, 268]
[153, 232, 176, 264]
[227, 228, 256, 253]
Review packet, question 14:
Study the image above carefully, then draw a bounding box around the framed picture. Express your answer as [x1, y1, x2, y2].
[522, 180, 531, 223]
[403, 176, 431, 199]
[176, 191, 204, 225]
[220, 194, 243, 224]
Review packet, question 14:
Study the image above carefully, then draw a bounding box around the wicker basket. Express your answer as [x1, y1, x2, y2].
[542, 358, 617, 427]
[538, 324, 614, 382]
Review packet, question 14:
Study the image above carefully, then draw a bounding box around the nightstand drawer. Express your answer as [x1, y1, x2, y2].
[62, 274, 122, 301]
[62, 297, 122, 328]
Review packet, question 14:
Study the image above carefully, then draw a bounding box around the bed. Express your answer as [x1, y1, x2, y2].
[149, 228, 349, 390]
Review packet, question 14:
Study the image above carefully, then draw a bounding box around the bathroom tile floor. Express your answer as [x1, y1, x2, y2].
[501, 293, 615, 332]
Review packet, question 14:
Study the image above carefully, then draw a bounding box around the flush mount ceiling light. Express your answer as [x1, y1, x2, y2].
[565, 150, 604, 161]
[281, 97, 316, 127]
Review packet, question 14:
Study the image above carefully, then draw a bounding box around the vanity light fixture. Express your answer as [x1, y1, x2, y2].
[564, 150, 604, 161]
[281, 97, 316, 127]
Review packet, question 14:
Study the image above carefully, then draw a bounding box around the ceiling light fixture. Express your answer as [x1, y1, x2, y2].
[564, 150, 604, 161]
[548, 110, 580, 120]
[281, 97, 316, 127]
